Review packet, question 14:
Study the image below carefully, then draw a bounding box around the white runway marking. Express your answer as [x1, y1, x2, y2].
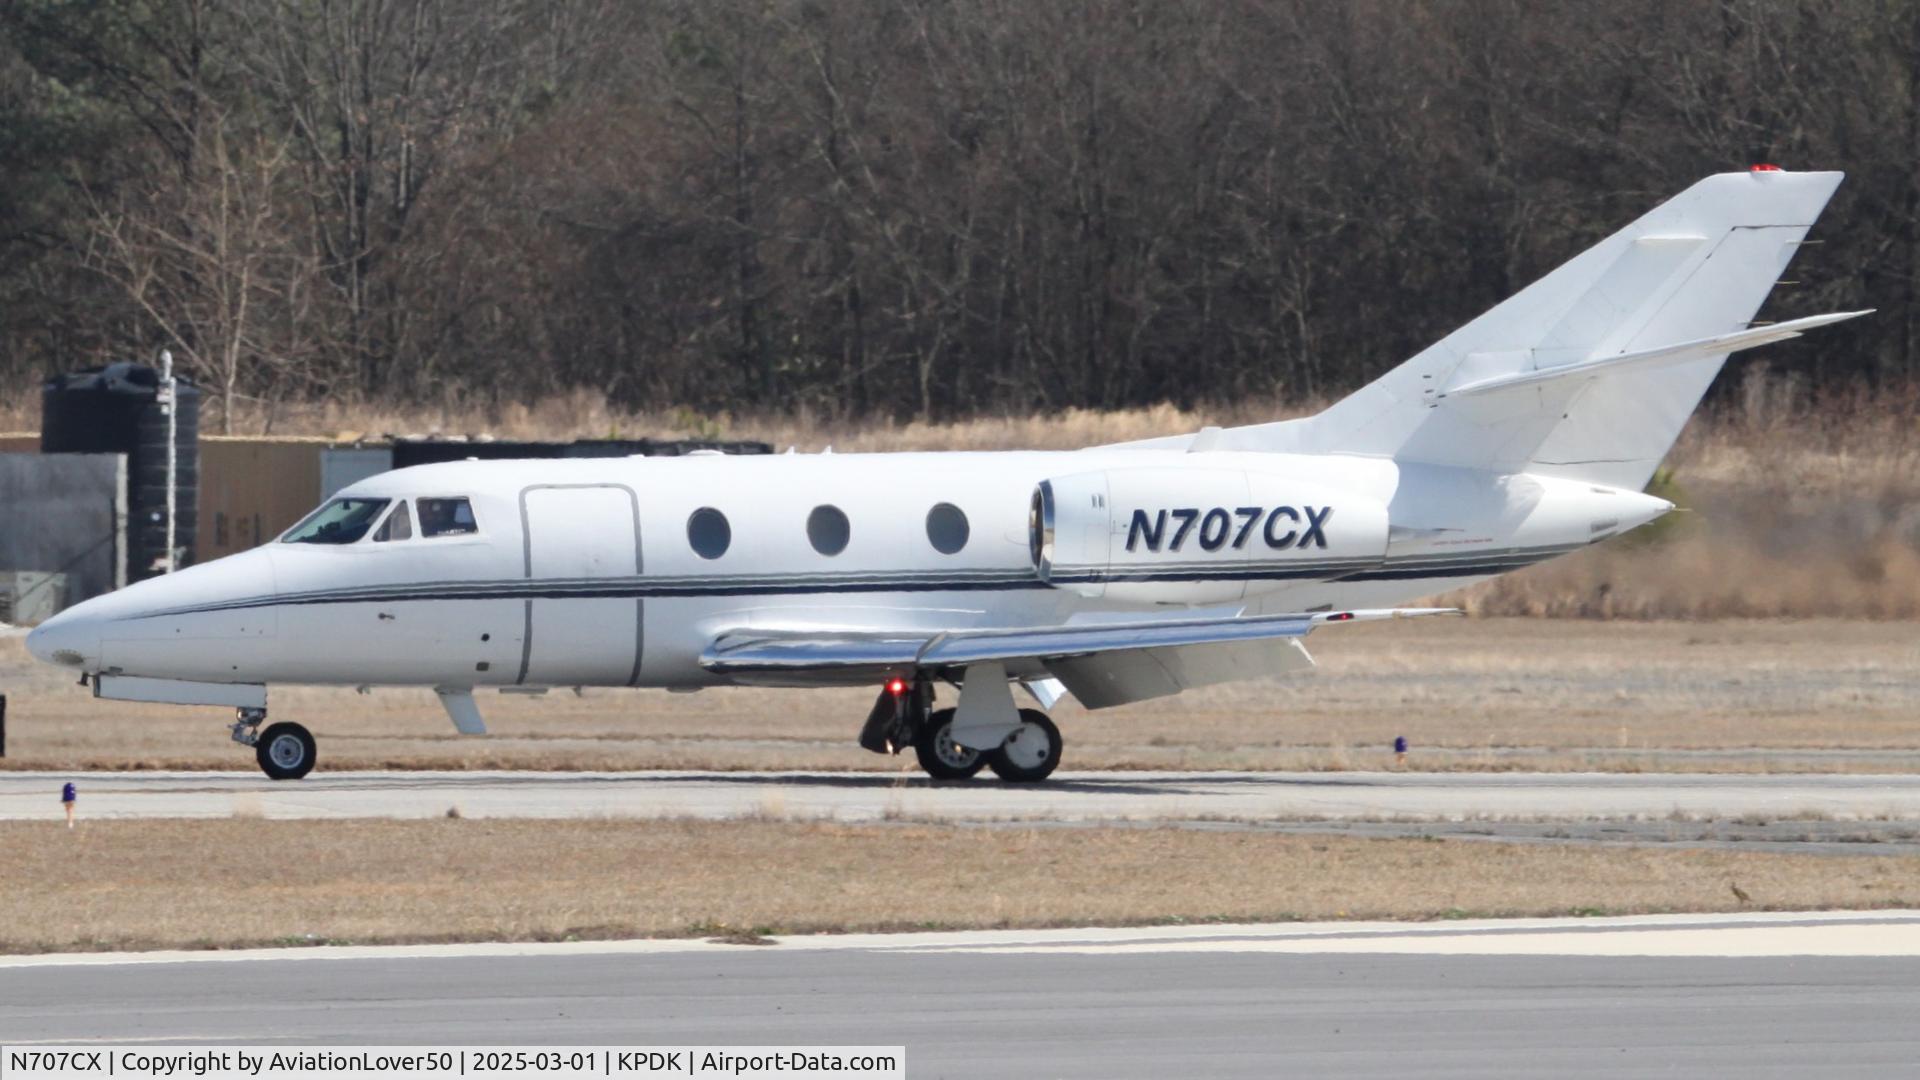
[934, 921, 1920, 957]
[2, 911, 1916, 968]
[6, 769, 1920, 823]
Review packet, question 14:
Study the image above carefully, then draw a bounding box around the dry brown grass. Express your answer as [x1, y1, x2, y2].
[2, 818, 1915, 953]
[1452, 376, 1920, 619]
[4, 617, 1916, 774]
[5, 367, 1910, 467]
[0, 391, 1290, 453]
[1447, 531, 1920, 620]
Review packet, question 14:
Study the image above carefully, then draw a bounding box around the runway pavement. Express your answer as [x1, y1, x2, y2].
[4, 912, 1919, 1077]
[5, 768, 1920, 825]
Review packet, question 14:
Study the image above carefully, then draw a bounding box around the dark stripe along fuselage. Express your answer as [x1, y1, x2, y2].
[134, 542, 1586, 619]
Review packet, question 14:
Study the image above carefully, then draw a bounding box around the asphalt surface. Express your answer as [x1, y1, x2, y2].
[7, 769, 1920, 826]
[4, 914, 1919, 1077]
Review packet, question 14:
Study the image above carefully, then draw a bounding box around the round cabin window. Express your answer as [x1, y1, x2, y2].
[687, 507, 731, 559]
[807, 504, 851, 556]
[925, 502, 970, 554]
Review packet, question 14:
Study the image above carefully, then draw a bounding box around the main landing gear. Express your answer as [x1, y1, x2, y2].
[861, 677, 1063, 782]
[231, 707, 317, 780]
[914, 708, 984, 779]
[987, 710, 1063, 783]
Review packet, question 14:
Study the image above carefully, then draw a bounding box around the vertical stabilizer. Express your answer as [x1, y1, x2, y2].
[1158, 170, 1846, 488]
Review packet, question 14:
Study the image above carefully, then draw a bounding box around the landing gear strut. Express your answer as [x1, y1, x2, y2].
[231, 707, 317, 780]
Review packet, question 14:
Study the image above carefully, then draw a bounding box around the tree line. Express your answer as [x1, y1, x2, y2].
[1, 0, 1914, 431]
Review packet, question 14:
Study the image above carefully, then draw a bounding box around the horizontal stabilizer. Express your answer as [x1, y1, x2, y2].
[1443, 310, 1872, 398]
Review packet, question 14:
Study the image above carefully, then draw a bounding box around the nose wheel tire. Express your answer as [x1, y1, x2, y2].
[256, 721, 317, 780]
[914, 708, 988, 780]
[988, 709, 1062, 783]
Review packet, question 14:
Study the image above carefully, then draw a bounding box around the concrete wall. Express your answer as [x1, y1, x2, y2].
[321, 447, 394, 499]
[0, 452, 125, 608]
[3, 437, 400, 597]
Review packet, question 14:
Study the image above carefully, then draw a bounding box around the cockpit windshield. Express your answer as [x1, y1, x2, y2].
[373, 500, 413, 542]
[282, 497, 391, 545]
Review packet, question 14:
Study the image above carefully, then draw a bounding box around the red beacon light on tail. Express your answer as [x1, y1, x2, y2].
[1750, 163, 1784, 172]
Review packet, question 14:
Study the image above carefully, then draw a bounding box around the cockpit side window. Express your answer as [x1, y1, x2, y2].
[373, 500, 414, 542]
[282, 497, 391, 545]
[417, 497, 479, 538]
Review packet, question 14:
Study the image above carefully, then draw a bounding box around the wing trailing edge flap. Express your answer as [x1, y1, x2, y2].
[700, 608, 1460, 706]
[1047, 635, 1316, 709]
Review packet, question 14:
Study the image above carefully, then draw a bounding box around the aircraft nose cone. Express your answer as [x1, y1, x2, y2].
[25, 607, 100, 670]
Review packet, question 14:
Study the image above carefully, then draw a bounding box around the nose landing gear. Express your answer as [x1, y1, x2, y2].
[231, 707, 317, 780]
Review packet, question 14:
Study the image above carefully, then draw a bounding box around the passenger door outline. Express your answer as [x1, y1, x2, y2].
[516, 483, 643, 687]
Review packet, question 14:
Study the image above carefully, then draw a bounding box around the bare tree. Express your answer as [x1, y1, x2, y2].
[235, 0, 528, 393]
[88, 116, 313, 432]
[4, 0, 1917, 419]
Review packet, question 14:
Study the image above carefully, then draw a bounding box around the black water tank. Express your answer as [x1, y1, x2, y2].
[42, 363, 199, 581]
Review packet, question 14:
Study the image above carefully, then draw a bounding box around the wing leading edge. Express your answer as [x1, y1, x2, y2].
[700, 608, 1460, 709]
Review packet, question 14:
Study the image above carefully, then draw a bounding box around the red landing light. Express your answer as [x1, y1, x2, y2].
[887, 678, 907, 696]
[1750, 163, 1784, 172]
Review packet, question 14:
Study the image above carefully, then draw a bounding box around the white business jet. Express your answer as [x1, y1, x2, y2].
[28, 169, 1864, 781]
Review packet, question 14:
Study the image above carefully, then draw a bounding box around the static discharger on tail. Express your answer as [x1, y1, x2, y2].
[26, 168, 1867, 781]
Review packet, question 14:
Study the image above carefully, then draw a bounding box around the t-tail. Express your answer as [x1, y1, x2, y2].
[1123, 168, 1866, 490]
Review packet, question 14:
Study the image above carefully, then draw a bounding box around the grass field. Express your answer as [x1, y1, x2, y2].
[3, 818, 1915, 953]
[4, 617, 1915, 774]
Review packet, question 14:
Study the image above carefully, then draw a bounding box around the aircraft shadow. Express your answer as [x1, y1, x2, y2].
[278, 770, 1383, 797]
[647, 772, 1187, 796]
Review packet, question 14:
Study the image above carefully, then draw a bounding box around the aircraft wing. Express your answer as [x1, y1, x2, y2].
[700, 608, 1459, 709]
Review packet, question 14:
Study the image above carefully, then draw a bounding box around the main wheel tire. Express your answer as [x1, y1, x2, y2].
[256, 721, 317, 780]
[914, 708, 988, 779]
[987, 709, 1062, 783]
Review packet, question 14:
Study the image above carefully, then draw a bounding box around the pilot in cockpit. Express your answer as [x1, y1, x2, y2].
[417, 497, 477, 537]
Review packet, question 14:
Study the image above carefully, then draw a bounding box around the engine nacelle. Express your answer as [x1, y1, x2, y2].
[1030, 467, 1390, 604]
